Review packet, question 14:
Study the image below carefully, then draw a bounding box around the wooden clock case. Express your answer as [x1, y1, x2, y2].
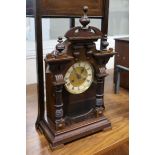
[36, 7, 116, 148]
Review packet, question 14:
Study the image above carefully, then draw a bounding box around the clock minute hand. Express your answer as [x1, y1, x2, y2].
[80, 74, 86, 80]
[73, 67, 81, 79]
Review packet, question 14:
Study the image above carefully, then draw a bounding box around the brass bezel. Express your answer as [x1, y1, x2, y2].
[64, 61, 94, 94]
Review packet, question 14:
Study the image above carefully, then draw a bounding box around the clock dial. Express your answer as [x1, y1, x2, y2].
[64, 61, 93, 94]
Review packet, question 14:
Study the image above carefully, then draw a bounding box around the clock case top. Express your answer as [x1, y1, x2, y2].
[41, 6, 116, 148]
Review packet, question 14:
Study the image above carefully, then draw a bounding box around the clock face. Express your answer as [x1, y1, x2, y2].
[64, 61, 93, 94]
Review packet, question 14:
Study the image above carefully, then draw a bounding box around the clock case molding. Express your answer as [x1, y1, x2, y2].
[32, 0, 115, 148]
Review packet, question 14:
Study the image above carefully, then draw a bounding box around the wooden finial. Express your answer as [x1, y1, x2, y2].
[51, 37, 65, 57]
[101, 35, 109, 50]
[79, 6, 90, 28]
[56, 36, 65, 53]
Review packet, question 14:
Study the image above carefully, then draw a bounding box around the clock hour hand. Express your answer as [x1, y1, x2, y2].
[80, 68, 85, 73]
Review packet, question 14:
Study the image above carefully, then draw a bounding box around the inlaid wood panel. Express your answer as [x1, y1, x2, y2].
[40, 0, 105, 16]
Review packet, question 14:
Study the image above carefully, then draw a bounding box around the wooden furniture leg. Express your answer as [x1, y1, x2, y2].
[34, 0, 45, 129]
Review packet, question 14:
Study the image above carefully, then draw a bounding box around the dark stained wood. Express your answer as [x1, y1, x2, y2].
[114, 37, 129, 89]
[33, 0, 111, 149]
[65, 26, 103, 41]
[40, 0, 105, 16]
[26, 69, 129, 155]
[36, 7, 115, 147]
[43, 30, 115, 148]
[101, 0, 109, 49]
[101, 0, 109, 35]
[115, 37, 129, 42]
[34, 0, 45, 129]
[70, 18, 75, 28]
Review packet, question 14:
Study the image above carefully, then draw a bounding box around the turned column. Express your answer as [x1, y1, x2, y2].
[95, 67, 107, 117]
[53, 75, 65, 130]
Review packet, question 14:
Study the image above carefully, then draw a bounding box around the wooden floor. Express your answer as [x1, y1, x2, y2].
[26, 69, 129, 155]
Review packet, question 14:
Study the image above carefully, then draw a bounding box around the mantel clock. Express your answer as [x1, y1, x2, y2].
[36, 6, 116, 148]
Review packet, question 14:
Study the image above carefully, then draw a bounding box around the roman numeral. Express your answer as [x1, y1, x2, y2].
[67, 82, 71, 86]
[86, 67, 90, 70]
[87, 80, 90, 82]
